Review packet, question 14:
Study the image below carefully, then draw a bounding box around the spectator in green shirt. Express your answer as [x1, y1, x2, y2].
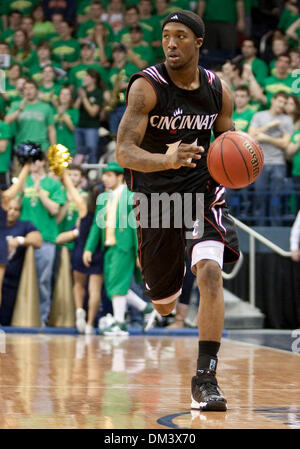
[116, 4, 154, 46]
[262, 53, 296, 106]
[279, 0, 300, 33]
[240, 39, 269, 86]
[124, 25, 155, 70]
[105, 44, 139, 135]
[51, 20, 81, 70]
[287, 129, 300, 210]
[2, 63, 22, 107]
[285, 94, 300, 131]
[89, 23, 113, 68]
[152, 0, 170, 62]
[138, 0, 156, 35]
[0, 111, 12, 189]
[76, 1, 115, 44]
[11, 28, 38, 70]
[38, 65, 61, 110]
[198, 0, 246, 54]
[0, 10, 22, 46]
[20, 153, 66, 325]
[233, 85, 255, 132]
[289, 48, 300, 71]
[68, 42, 109, 89]
[74, 69, 103, 163]
[5, 79, 57, 151]
[286, 15, 300, 47]
[20, 15, 40, 47]
[3, 0, 39, 16]
[54, 86, 79, 156]
[29, 41, 65, 85]
[32, 4, 56, 41]
[268, 37, 289, 76]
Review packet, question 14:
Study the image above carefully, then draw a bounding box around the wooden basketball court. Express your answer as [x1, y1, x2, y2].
[0, 332, 299, 429]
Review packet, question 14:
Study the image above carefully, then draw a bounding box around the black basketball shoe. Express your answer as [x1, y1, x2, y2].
[191, 370, 227, 411]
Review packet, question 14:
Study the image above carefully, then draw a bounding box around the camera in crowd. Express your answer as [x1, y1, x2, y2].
[14, 141, 44, 165]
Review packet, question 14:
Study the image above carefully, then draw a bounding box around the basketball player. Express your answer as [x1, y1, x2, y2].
[116, 10, 240, 411]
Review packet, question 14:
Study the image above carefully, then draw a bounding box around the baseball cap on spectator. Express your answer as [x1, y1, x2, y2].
[112, 43, 127, 53]
[102, 161, 124, 174]
[130, 25, 142, 33]
[81, 41, 96, 50]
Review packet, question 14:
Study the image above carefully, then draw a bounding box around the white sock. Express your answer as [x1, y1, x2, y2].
[112, 295, 127, 323]
[126, 289, 147, 312]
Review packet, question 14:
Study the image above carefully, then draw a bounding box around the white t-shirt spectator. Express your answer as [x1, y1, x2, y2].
[250, 111, 294, 165]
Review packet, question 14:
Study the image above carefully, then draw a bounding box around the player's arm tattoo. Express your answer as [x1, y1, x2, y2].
[116, 87, 170, 172]
[118, 88, 146, 147]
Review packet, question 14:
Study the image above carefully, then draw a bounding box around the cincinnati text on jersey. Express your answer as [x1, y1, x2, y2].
[149, 113, 218, 131]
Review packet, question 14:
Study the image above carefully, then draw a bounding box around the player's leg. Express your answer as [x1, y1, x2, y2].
[186, 196, 239, 412]
[191, 242, 227, 411]
[137, 225, 185, 316]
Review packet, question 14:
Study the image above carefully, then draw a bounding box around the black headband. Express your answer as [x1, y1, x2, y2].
[162, 10, 205, 39]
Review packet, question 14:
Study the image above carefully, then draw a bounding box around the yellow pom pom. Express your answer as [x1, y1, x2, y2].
[48, 144, 72, 176]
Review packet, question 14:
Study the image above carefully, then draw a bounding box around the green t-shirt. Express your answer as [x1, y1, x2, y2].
[78, 88, 102, 128]
[233, 108, 255, 132]
[57, 188, 86, 250]
[8, 101, 55, 151]
[152, 13, 169, 61]
[0, 29, 15, 45]
[20, 175, 66, 243]
[11, 49, 38, 69]
[93, 44, 113, 66]
[39, 84, 62, 109]
[68, 63, 109, 89]
[107, 64, 139, 106]
[0, 121, 12, 173]
[29, 62, 63, 84]
[2, 0, 39, 15]
[77, 0, 92, 16]
[131, 44, 156, 67]
[291, 130, 300, 177]
[202, 0, 240, 23]
[33, 21, 56, 39]
[54, 107, 79, 155]
[0, 95, 7, 116]
[263, 74, 296, 106]
[248, 100, 264, 113]
[247, 57, 269, 87]
[51, 38, 81, 63]
[77, 20, 114, 43]
[278, 8, 300, 32]
[116, 23, 153, 46]
[4, 80, 22, 106]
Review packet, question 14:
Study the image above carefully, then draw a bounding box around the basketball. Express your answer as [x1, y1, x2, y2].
[207, 130, 264, 189]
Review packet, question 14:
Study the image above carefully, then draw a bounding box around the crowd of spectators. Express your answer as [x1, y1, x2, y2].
[0, 0, 300, 329]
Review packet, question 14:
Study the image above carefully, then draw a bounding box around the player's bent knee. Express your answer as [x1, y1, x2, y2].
[152, 299, 177, 316]
[196, 259, 222, 288]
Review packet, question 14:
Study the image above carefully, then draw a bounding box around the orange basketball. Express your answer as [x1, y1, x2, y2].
[207, 130, 264, 189]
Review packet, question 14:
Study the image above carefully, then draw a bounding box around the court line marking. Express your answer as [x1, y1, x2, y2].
[223, 337, 300, 356]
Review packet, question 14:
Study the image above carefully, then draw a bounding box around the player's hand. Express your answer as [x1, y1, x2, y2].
[166, 143, 204, 169]
[83, 250, 92, 267]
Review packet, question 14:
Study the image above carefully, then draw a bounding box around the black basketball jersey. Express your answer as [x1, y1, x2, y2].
[124, 63, 223, 195]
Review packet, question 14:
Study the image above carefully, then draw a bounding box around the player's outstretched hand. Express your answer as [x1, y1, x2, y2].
[166, 143, 204, 169]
